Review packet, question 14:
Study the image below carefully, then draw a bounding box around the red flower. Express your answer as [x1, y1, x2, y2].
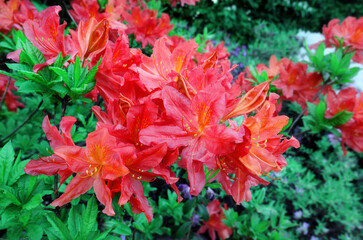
[69, 17, 109, 61]
[24, 116, 76, 187]
[197, 199, 232, 240]
[325, 87, 363, 155]
[322, 17, 363, 64]
[123, 7, 173, 48]
[52, 128, 130, 215]
[140, 83, 242, 195]
[22, 6, 75, 70]
[137, 37, 198, 92]
[217, 100, 299, 204]
[0, 74, 24, 111]
[273, 59, 323, 109]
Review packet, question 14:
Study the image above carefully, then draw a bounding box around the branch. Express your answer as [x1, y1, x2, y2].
[0, 100, 43, 143]
[287, 81, 332, 135]
[0, 76, 11, 108]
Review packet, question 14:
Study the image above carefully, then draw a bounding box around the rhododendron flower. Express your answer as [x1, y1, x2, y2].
[273, 59, 323, 109]
[325, 87, 363, 155]
[69, 18, 109, 61]
[137, 37, 198, 92]
[69, 0, 104, 24]
[322, 17, 363, 64]
[217, 100, 299, 204]
[197, 199, 232, 240]
[0, 0, 21, 33]
[22, 6, 74, 70]
[222, 80, 270, 122]
[52, 128, 130, 215]
[0, 75, 24, 111]
[0, 0, 37, 33]
[24, 116, 76, 187]
[140, 84, 243, 195]
[123, 7, 173, 48]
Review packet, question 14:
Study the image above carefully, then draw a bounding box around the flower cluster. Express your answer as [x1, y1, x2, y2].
[237, 55, 324, 110]
[322, 17, 363, 64]
[4, 0, 300, 225]
[197, 199, 232, 240]
[325, 87, 363, 155]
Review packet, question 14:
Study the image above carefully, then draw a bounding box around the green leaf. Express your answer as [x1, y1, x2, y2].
[256, 220, 269, 233]
[315, 100, 327, 122]
[94, 228, 114, 240]
[6, 63, 33, 72]
[21, 40, 45, 65]
[51, 83, 69, 98]
[73, 56, 81, 87]
[251, 213, 260, 228]
[112, 222, 132, 236]
[0, 69, 22, 81]
[82, 195, 98, 237]
[174, 222, 190, 239]
[205, 182, 222, 189]
[0, 142, 15, 185]
[25, 223, 43, 240]
[325, 110, 353, 127]
[84, 58, 102, 84]
[22, 193, 43, 210]
[8, 152, 27, 186]
[0, 186, 21, 206]
[49, 67, 70, 87]
[17, 70, 46, 85]
[16, 81, 46, 94]
[254, 188, 266, 204]
[46, 213, 72, 240]
[67, 206, 81, 237]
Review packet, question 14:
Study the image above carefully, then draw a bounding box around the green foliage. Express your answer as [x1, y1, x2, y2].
[305, 42, 360, 85]
[302, 100, 353, 134]
[0, 142, 51, 240]
[0, 37, 101, 103]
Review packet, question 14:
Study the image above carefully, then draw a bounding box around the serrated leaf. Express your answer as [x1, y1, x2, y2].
[6, 63, 33, 72]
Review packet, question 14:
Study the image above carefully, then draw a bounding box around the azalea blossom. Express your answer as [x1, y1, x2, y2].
[197, 199, 232, 240]
[123, 7, 173, 48]
[322, 17, 363, 64]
